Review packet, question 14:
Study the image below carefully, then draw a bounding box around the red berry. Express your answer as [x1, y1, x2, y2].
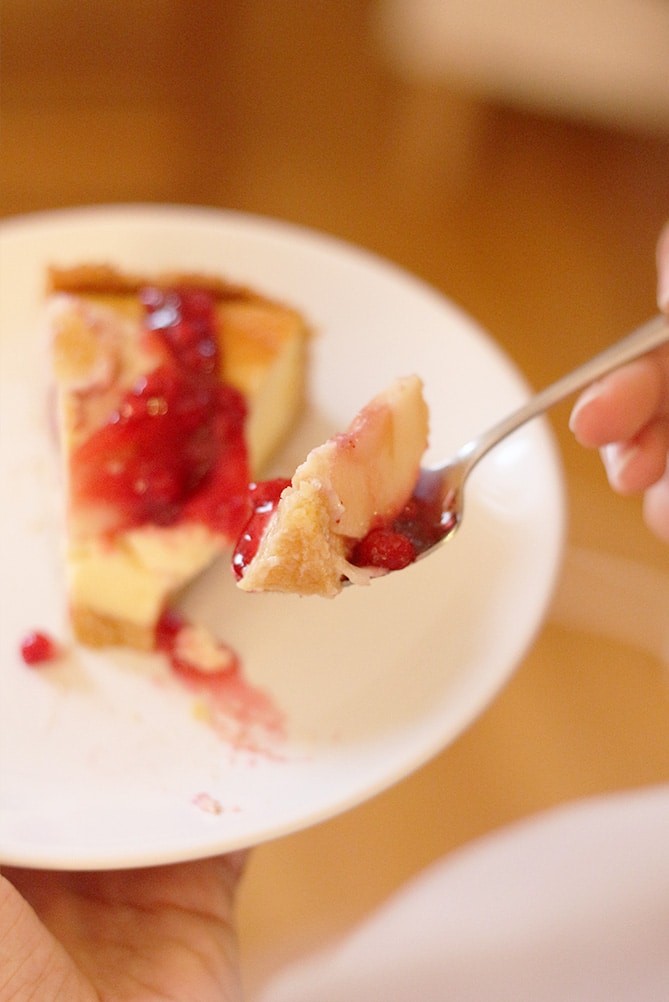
[351, 528, 416, 571]
[20, 630, 59, 666]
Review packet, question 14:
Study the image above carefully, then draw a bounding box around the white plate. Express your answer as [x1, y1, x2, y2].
[0, 205, 565, 870]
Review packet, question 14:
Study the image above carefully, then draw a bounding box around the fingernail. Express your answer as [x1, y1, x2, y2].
[656, 223, 669, 312]
[568, 382, 603, 432]
[602, 442, 639, 488]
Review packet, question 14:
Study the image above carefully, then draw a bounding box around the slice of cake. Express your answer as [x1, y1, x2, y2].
[233, 375, 434, 597]
[50, 264, 309, 649]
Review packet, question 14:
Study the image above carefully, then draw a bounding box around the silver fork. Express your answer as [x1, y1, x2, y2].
[415, 313, 669, 552]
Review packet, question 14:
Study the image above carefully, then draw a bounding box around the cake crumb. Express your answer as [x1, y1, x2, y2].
[192, 792, 223, 815]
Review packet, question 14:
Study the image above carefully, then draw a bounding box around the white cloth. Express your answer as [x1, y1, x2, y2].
[375, 0, 669, 132]
[258, 785, 669, 1001]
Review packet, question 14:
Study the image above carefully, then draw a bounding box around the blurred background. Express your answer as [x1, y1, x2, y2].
[3, 0, 669, 995]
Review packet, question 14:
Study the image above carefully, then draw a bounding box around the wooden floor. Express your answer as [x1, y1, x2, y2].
[4, 2, 669, 996]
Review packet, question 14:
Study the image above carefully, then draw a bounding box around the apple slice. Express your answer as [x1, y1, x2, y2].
[235, 375, 429, 597]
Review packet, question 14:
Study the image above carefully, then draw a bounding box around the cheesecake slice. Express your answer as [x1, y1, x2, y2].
[233, 376, 432, 597]
[50, 264, 309, 649]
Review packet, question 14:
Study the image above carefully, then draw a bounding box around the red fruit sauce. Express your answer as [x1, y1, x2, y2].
[156, 609, 284, 750]
[351, 491, 458, 570]
[156, 608, 239, 682]
[71, 286, 251, 536]
[232, 478, 291, 580]
[233, 475, 458, 578]
[20, 630, 60, 666]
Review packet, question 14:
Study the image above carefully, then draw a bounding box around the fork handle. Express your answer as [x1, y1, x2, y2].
[466, 313, 669, 470]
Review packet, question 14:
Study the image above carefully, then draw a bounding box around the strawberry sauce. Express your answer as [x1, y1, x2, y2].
[71, 286, 251, 536]
[156, 609, 285, 751]
[232, 478, 291, 580]
[351, 491, 457, 570]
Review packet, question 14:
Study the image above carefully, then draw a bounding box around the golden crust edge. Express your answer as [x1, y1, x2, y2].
[70, 605, 155, 651]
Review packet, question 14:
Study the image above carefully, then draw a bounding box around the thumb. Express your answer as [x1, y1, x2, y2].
[0, 873, 93, 1002]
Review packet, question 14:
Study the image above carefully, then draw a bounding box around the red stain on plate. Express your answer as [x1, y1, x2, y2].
[156, 609, 286, 754]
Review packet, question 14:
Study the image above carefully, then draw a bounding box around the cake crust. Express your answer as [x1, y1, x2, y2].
[49, 263, 258, 301]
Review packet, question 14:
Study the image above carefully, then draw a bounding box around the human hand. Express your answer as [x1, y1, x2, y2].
[569, 222, 669, 542]
[0, 853, 246, 1001]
